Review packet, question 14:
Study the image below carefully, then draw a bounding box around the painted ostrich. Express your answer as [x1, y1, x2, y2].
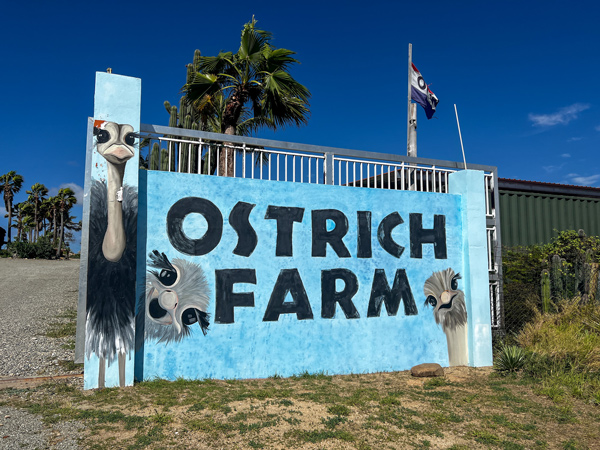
[423, 268, 468, 366]
[85, 121, 137, 388]
[143, 250, 210, 344]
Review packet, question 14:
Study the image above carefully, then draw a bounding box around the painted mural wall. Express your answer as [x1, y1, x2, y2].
[80, 72, 492, 389]
[83, 73, 140, 389]
[136, 171, 476, 381]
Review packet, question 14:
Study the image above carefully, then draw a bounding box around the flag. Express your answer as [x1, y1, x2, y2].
[411, 63, 438, 119]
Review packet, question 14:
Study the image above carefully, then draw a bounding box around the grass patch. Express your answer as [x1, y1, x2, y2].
[45, 321, 76, 338]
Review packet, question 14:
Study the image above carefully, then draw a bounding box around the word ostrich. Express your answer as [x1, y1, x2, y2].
[423, 268, 468, 366]
[85, 120, 137, 388]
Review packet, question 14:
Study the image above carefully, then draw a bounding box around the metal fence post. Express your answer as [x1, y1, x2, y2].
[325, 153, 334, 185]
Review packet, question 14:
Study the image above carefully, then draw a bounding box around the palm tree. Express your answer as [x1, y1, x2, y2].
[55, 188, 77, 258]
[0, 171, 24, 243]
[26, 183, 48, 242]
[43, 196, 59, 241]
[182, 17, 310, 176]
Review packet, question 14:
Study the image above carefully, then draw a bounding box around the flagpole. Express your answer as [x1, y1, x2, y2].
[454, 104, 468, 170]
[407, 43, 413, 157]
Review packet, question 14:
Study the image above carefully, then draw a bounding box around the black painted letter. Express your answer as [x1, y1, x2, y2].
[367, 269, 418, 317]
[377, 212, 405, 258]
[263, 269, 314, 321]
[312, 210, 351, 258]
[265, 206, 304, 256]
[357, 211, 372, 258]
[215, 269, 256, 324]
[409, 214, 447, 259]
[167, 197, 223, 256]
[321, 269, 360, 319]
[230, 202, 257, 257]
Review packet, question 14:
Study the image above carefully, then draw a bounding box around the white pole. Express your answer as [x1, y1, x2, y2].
[407, 43, 413, 156]
[454, 104, 467, 170]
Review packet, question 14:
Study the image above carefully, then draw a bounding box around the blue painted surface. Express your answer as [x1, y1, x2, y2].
[449, 170, 493, 367]
[139, 172, 466, 380]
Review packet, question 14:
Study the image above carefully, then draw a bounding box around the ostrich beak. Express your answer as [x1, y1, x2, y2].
[440, 290, 458, 309]
[158, 290, 181, 334]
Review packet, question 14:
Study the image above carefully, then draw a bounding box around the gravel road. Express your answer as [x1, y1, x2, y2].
[0, 258, 83, 449]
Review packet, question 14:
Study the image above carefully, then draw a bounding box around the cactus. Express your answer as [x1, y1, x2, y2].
[550, 254, 564, 300]
[149, 143, 160, 170]
[541, 269, 551, 313]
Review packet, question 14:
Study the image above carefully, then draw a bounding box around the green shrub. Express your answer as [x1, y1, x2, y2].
[34, 235, 55, 259]
[7, 240, 37, 258]
[494, 344, 526, 374]
[517, 299, 600, 374]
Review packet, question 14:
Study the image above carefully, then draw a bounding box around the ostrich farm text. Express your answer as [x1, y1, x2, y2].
[164, 197, 449, 324]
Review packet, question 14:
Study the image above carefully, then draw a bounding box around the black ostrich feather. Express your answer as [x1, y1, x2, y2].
[85, 180, 138, 365]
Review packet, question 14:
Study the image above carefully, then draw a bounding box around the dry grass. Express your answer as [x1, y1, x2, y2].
[1, 367, 599, 450]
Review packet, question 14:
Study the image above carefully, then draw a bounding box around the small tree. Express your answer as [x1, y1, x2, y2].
[0, 171, 24, 243]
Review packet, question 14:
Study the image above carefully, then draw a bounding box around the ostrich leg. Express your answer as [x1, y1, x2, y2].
[98, 357, 106, 388]
[118, 352, 126, 387]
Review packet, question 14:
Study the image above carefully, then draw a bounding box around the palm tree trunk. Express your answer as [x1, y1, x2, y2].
[52, 210, 57, 243]
[34, 202, 38, 242]
[56, 211, 64, 258]
[219, 125, 236, 177]
[6, 203, 12, 243]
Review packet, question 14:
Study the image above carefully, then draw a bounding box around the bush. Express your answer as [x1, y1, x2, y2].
[7, 240, 37, 258]
[502, 230, 600, 336]
[518, 298, 600, 374]
[6, 236, 56, 259]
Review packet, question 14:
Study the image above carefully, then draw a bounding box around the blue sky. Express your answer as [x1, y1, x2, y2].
[1, 0, 599, 251]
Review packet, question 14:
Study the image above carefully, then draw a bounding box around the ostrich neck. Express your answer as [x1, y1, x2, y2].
[445, 324, 468, 366]
[102, 162, 127, 262]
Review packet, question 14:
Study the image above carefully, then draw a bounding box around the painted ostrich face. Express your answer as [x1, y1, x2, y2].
[94, 121, 135, 165]
[145, 250, 210, 344]
[423, 268, 467, 332]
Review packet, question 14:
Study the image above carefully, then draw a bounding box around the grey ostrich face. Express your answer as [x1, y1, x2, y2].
[145, 251, 211, 344]
[423, 268, 467, 332]
[94, 121, 135, 165]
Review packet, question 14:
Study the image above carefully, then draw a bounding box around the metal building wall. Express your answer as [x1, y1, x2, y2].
[499, 190, 600, 247]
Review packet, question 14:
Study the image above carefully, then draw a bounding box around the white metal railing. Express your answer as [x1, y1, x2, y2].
[332, 157, 454, 193]
[487, 227, 498, 273]
[144, 136, 326, 184]
[485, 173, 495, 218]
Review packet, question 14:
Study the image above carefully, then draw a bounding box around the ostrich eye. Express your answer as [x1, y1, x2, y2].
[182, 308, 198, 325]
[427, 296, 437, 307]
[95, 129, 110, 144]
[124, 133, 135, 146]
[158, 269, 177, 286]
[451, 275, 460, 290]
[148, 299, 168, 319]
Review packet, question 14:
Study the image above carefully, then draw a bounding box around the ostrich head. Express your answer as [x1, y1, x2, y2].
[145, 250, 210, 344]
[94, 121, 135, 165]
[423, 268, 467, 333]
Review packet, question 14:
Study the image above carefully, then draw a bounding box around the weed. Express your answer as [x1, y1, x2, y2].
[327, 404, 351, 416]
[58, 360, 83, 371]
[248, 440, 265, 449]
[45, 322, 76, 338]
[322, 415, 347, 429]
[471, 429, 501, 445]
[423, 377, 447, 389]
[286, 429, 355, 443]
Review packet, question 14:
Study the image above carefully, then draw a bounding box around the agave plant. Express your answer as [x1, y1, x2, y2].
[494, 343, 526, 374]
